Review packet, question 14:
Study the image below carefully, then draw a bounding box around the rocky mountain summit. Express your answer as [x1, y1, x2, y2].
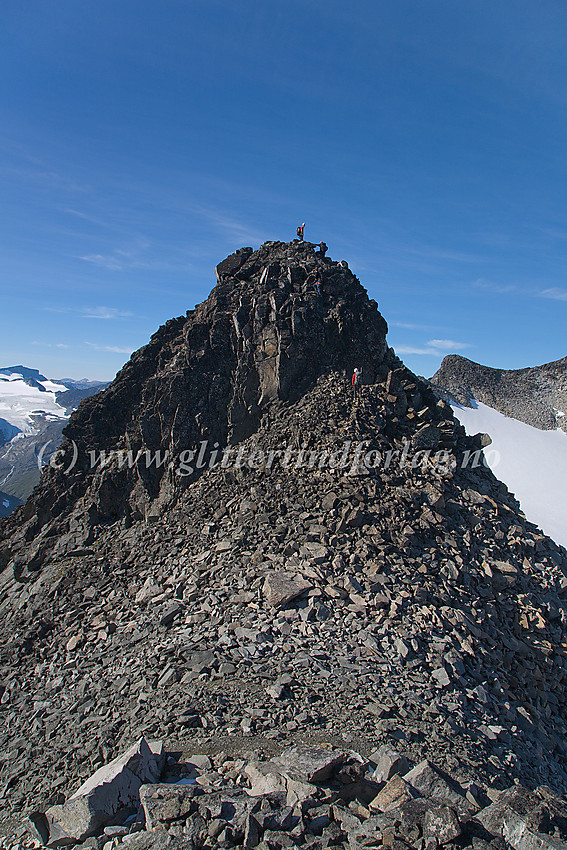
[1, 241, 567, 847]
[430, 354, 567, 432]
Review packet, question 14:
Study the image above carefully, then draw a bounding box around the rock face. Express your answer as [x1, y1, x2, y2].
[1, 241, 567, 829]
[430, 354, 567, 432]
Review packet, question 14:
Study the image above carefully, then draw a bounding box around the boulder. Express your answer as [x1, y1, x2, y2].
[404, 760, 468, 809]
[139, 783, 202, 830]
[263, 573, 312, 609]
[369, 775, 419, 812]
[272, 745, 346, 783]
[28, 739, 164, 846]
[369, 745, 410, 784]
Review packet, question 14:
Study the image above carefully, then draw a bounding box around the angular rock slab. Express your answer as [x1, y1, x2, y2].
[369, 775, 419, 812]
[369, 745, 410, 784]
[503, 811, 567, 850]
[263, 573, 312, 609]
[139, 783, 202, 831]
[272, 745, 346, 783]
[404, 759, 469, 810]
[244, 762, 316, 807]
[28, 738, 164, 846]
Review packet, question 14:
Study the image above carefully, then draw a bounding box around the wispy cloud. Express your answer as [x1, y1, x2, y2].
[43, 306, 133, 320]
[31, 341, 71, 348]
[390, 321, 438, 331]
[77, 234, 192, 273]
[406, 247, 485, 263]
[538, 287, 567, 301]
[394, 345, 441, 356]
[80, 307, 133, 320]
[79, 253, 125, 271]
[191, 205, 268, 246]
[472, 278, 518, 294]
[394, 338, 471, 356]
[85, 342, 133, 354]
[62, 208, 110, 227]
[78, 234, 153, 271]
[473, 279, 567, 302]
[428, 339, 471, 350]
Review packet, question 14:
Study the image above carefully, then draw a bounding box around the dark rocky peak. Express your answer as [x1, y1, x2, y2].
[0, 240, 394, 562]
[3, 245, 567, 815]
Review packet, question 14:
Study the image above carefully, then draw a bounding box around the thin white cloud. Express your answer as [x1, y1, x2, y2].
[80, 307, 133, 320]
[390, 321, 438, 331]
[31, 341, 71, 348]
[538, 288, 567, 301]
[192, 204, 267, 246]
[394, 339, 470, 357]
[62, 208, 110, 227]
[473, 280, 567, 302]
[394, 345, 441, 356]
[43, 306, 133, 320]
[79, 253, 124, 271]
[77, 236, 189, 274]
[85, 342, 133, 354]
[472, 278, 518, 294]
[406, 247, 485, 263]
[428, 339, 471, 350]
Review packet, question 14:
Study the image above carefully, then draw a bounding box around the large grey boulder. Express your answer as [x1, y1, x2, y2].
[477, 784, 567, 846]
[28, 738, 164, 846]
[369, 745, 410, 784]
[404, 759, 469, 810]
[272, 745, 346, 783]
[503, 810, 567, 850]
[262, 573, 312, 609]
[138, 783, 202, 831]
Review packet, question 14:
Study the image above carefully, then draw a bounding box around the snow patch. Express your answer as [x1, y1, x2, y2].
[0, 378, 68, 433]
[452, 401, 567, 550]
[40, 380, 68, 393]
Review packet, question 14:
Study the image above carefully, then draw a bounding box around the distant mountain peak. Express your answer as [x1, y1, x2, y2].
[430, 353, 567, 431]
[0, 365, 48, 383]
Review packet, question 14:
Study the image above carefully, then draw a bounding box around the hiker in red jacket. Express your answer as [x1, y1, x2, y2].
[296, 223, 305, 241]
[352, 367, 362, 399]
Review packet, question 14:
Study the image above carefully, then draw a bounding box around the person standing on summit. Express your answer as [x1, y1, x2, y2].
[296, 223, 305, 241]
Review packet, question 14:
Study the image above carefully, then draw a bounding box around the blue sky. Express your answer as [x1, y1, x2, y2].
[1, 0, 567, 380]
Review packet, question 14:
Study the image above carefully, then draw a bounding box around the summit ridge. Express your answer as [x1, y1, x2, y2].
[1, 241, 567, 829]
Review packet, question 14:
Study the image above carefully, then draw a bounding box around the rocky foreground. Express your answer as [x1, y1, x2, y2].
[1, 241, 567, 845]
[13, 735, 567, 850]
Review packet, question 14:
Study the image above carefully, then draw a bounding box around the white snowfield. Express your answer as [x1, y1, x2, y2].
[0, 374, 68, 434]
[453, 401, 567, 551]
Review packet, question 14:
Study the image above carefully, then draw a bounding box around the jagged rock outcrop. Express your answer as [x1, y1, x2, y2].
[0, 241, 388, 569]
[431, 354, 567, 432]
[1, 241, 567, 833]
